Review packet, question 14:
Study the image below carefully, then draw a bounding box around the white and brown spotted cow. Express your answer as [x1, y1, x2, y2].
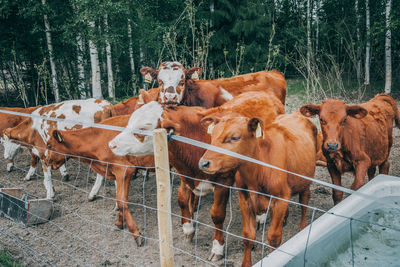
[140, 61, 287, 107]
[3, 99, 114, 199]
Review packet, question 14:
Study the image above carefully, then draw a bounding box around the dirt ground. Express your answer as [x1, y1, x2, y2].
[0, 97, 399, 267]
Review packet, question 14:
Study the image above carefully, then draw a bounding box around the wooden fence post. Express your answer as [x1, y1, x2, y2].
[153, 128, 174, 267]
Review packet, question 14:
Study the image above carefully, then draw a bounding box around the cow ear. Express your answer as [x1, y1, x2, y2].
[138, 89, 152, 104]
[200, 116, 219, 134]
[52, 130, 64, 143]
[347, 105, 367, 119]
[140, 67, 158, 82]
[248, 117, 264, 139]
[300, 104, 320, 117]
[185, 67, 202, 80]
[161, 119, 180, 135]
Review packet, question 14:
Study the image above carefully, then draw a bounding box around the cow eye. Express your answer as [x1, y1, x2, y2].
[320, 118, 326, 125]
[341, 117, 347, 125]
[229, 136, 240, 142]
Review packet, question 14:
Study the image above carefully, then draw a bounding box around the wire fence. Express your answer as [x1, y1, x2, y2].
[0, 109, 399, 267]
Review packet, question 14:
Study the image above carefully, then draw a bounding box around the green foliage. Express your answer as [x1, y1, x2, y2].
[0, 0, 399, 106]
[0, 248, 24, 267]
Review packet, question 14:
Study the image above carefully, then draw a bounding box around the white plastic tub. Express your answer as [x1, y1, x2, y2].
[254, 174, 400, 267]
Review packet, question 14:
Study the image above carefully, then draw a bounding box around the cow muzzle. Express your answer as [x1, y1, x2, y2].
[198, 159, 211, 171]
[326, 142, 339, 151]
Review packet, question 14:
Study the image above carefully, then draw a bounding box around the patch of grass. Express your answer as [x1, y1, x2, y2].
[0, 248, 24, 267]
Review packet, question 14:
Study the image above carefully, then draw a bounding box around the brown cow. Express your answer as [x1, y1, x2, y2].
[3, 99, 114, 199]
[108, 91, 285, 261]
[0, 106, 41, 175]
[140, 61, 286, 107]
[300, 93, 400, 204]
[112, 88, 159, 115]
[45, 115, 154, 247]
[198, 112, 317, 267]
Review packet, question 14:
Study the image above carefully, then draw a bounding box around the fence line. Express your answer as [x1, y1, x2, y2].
[0, 108, 399, 266]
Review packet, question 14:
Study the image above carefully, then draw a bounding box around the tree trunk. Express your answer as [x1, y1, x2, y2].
[42, 0, 60, 102]
[306, 0, 311, 90]
[104, 14, 114, 100]
[315, 0, 319, 54]
[76, 33, 86, 99]
[127, 18, 136, 93]
[355, 0, 361, 83]
[364, 0, 371, 86]
[384, 0, 392, 94]
[88, 21, 102, 99]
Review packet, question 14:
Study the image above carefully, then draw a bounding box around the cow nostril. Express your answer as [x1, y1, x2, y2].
[109, 142, 117, 150]
[327, 143, 338, 151]
[199, 159, 210, 170]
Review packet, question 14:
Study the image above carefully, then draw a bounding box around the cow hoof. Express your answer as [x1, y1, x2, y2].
[115, 221, 124, 229]
[7, 164, 13, 172]
[88, 195, 96, 201]
[63, 174, 70, 181]
[135, 235, 145, 247]
[113, 203, 119, 212]
[184, 232, 195, 243]
[207, 252, 223, 262]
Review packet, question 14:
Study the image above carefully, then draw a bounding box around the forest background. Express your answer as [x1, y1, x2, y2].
[0, 0, 398, 107]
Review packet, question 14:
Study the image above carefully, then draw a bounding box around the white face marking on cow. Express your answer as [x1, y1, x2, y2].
[109, 101, 164, 157]
[32, 99, 111, 143]
[157, 62, 185, 104]
[3, 138, 22, 160]
[193, 181, 214, 196]
[219, 87, 233, 101]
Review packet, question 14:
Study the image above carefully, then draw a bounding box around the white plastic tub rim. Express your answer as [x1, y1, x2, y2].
[253, 174, 400, 267]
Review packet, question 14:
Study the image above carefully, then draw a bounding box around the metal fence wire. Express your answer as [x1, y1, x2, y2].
[0, 109, 399, 267]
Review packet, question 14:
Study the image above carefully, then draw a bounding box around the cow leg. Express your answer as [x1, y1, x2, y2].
[58, 164, 70, 181]
[7, 159, 14, 172]
[351, 158, 371, 190]
[115, 173, 143, 247]
[367, 166, 376, 181]
[88, 174, 103, 201]
[256, 195, 270, 230]
[41, 161, 55, 199]
[327, 166, 343, 205]
[298, 188, 310, 230]
[24, 152, 38, 181]
[177, 180, 195, 243]
[379, 160, 390, 175]
[267, 198, 288, 250]
[208, 185, 230, 262]
[238, 191, 256, 267]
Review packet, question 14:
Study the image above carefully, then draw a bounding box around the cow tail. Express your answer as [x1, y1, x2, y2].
[380, 94, 400, 128]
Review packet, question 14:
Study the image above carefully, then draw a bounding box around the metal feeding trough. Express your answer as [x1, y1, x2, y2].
[0, 186, 53, 225]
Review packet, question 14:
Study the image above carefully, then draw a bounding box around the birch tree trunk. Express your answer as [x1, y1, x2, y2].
[104, 14, 114, 99]
[127, 18, 136, 92]
[364, 0, 371, 86]
[42, 0, 60, 102]
[355, 0, 362, 83]
[76, 33, 86, 99]
[306, 0, 311, 91]
[384, 0, 392, 94]
[88, 21, 102, 99]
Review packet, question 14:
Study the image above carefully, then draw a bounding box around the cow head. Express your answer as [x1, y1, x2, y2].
[108, 101, 164, 156]
[140, 61, 202, 106]
[45, 130, 68, 169]
[300, 99, 367, 153]
[199, 115, 264, 174]
[2, 131, 22, 160]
